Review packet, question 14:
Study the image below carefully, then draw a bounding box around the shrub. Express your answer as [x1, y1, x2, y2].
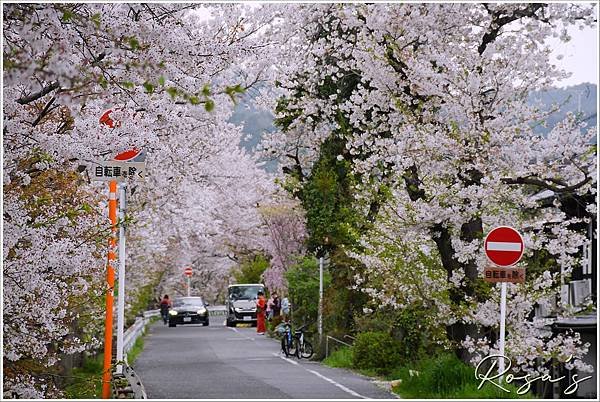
[352, 331, 401, 374]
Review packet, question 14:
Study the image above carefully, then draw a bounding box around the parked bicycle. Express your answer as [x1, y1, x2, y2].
[279, 321, 297, 357]
[277, 321, 313, 359]
[294, 324, 313, 359]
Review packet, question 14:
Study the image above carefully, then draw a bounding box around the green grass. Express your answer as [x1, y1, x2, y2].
[323, 347, 532, 399]
[63, 317, 156, 398]
[127, 336, 145, 365]
[391, 354, 532, 399]
[323, 347, 354, 368]
[323, 347, 378, 377]
[64, 354, 104, 398]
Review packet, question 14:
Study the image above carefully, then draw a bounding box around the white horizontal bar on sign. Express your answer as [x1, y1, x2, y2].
[487, 242, 522, 252]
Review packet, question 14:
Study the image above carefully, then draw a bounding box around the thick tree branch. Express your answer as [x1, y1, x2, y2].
[501, 175, 591, 193]
[478, 4, 545, 55]
[16, 81, 60, 105]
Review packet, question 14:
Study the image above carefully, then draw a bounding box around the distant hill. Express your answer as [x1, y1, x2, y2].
[529, 83, 597, 136]
[230, 83, 598, 172]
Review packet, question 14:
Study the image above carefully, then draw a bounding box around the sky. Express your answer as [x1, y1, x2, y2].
[551, 25, 599, 87]
[192, 3, 598, 88]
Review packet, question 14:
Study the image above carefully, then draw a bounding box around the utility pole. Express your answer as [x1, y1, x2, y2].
[115, 183, 127, 375]
[318, 254, 323, 345]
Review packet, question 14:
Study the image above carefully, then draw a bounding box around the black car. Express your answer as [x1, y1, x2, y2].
[168, 297, 209, 327]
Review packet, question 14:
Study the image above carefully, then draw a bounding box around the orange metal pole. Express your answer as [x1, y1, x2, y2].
[102, 181, 118, 398]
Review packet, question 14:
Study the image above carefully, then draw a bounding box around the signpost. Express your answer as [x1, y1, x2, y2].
[91, 161, 146, 182]
[484, 226, 524, 267]
[94, 110, 147, 397]
[483, 226, 525, 383]
[184, 267, 192, 297]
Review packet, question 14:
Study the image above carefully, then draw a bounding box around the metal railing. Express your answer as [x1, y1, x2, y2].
[112, 309, 159, 399]
[325, 334, 355, 358]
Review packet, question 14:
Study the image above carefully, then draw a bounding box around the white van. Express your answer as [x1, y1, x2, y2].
[225, 284, 265, 327]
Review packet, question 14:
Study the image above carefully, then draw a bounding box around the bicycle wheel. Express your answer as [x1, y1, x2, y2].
[282, 335, 297, 357]
[281, 336, 290, 356]
[300, 340, 313, 359]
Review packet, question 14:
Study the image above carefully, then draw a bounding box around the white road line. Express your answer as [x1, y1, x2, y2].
[307, 369, 368, 399]
[486, 241, 521, 251]
[227, 326, 255, 341]
[273, 353, 368, 399]
[274, 352, 299, 365]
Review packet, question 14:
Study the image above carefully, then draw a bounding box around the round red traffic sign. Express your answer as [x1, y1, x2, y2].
[114, 148, 141, 161]
[99, 109, 118, 128]
[484, 226, 524, 267]
[184, 267, 193, 277]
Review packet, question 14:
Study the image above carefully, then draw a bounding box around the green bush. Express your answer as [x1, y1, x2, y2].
[355, 305, 446, 364]
[352, 331, 401, 374]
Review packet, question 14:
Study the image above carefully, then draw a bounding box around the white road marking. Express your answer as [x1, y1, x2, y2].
[486, 241, 521, 251]
[307, 369, 368, 399]
[274, 352, 299, 365]
[227, 326, 255, 341]
[273, 353, 368, 399]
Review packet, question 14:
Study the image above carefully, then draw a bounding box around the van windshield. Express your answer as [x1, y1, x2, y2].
[229, 286, 263, 301]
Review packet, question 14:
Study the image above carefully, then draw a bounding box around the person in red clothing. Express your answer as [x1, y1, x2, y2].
[256, 291, 266, 334]
[159, 294, 172, 325]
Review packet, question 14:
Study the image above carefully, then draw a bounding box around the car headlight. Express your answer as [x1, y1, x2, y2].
[169, 310, 178, 316]
[197, 307, 207, 314]
[235, 307, 243, 312]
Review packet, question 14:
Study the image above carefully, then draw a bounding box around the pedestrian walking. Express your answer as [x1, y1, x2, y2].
[159, 294, 172, 325]
[256, 291, 266, 335]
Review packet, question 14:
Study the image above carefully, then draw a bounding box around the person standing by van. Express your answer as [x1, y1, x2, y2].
[256, 291, 266, 334]
[281, 296, 290, 321]
[271, 292, 281, 318]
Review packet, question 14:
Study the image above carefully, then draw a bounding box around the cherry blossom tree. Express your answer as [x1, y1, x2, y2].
[261, 1, 596, 375]
[259, 196, 307, 292]
[3, 3, 278, 397]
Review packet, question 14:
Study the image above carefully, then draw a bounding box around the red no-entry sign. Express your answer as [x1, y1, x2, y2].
[484, 226, 524, 267]
[184, 267, 193, 277]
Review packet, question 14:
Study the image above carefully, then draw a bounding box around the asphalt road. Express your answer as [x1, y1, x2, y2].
[134, 319, 396, 399]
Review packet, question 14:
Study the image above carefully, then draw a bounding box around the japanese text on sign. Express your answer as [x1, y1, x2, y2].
[91, 161, 146, 182]
[483, 266, 525, 284]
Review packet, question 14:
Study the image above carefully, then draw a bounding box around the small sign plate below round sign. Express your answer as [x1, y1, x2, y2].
[484, 226, 524, 267]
